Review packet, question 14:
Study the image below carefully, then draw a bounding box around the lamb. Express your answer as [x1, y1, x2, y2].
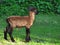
[4, 7, 38, 42]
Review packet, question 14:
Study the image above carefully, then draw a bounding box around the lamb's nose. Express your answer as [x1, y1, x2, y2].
[36, 11, 39, 15]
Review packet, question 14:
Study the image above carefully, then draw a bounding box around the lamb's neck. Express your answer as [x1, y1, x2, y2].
[29, 12, 35, 22]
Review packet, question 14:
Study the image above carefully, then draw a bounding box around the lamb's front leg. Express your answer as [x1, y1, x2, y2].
[25, 28, 31, 42]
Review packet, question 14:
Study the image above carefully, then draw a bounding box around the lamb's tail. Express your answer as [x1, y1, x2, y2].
[6, 18, 10, 26]
[6, 18, 9, 23]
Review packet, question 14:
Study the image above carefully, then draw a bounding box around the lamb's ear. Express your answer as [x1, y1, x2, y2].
[28, 6, 36, 11]
[28, 6, 32, 11]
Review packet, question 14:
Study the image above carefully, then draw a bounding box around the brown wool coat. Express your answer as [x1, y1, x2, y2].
[7, 11, 35, 28]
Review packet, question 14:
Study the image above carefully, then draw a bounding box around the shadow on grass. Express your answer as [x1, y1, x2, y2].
[31, 35, 60, 43]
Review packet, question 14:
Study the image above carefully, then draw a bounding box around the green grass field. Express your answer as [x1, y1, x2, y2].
[0, 13, 60, 45]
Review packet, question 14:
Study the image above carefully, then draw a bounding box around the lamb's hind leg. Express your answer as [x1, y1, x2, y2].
[8, 26, 15, 42]
[4, 27, 8, 40]
[25, 28, 31, 42]
[4, 27, 7, 40]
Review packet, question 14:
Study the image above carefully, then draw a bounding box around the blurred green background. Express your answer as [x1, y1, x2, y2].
[0, 0, 60, 16]
[0, 0, 60, 45]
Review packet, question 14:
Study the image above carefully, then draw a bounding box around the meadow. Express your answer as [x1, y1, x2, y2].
[0, 13, 60, 45]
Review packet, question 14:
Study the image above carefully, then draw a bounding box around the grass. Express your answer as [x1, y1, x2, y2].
[0, 13, 60, 45]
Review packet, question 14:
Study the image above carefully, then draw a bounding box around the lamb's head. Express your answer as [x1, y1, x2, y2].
[29, 7, 39, 15]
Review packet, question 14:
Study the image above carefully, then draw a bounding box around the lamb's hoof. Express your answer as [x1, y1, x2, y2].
[11, 40, 15, 42]
[25, 38, 31, 42]
[26, 40, 29, 42]
[4, 38, 8, 40]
